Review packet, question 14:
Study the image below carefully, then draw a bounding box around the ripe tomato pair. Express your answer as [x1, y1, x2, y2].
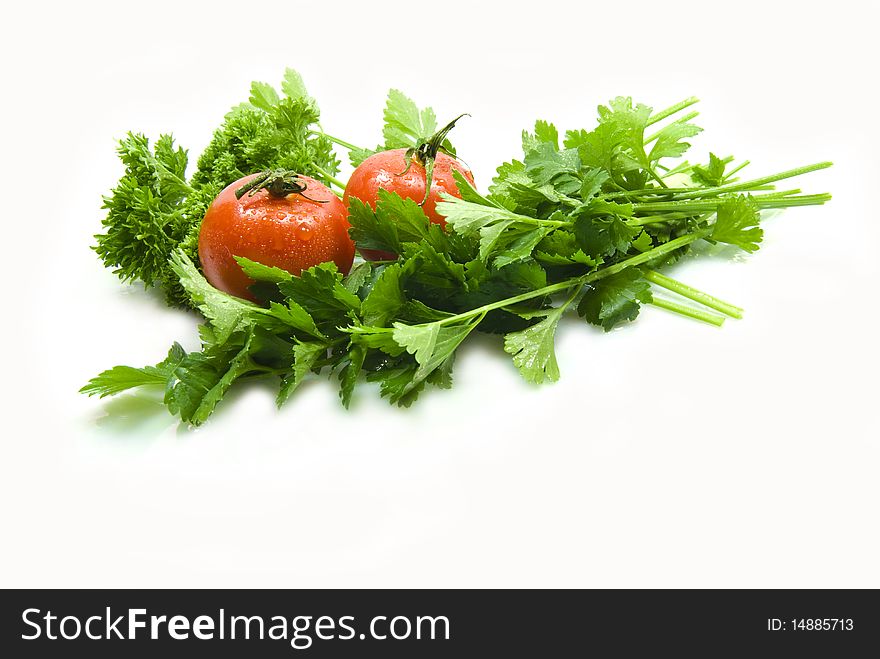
[198, 129, 473, 299]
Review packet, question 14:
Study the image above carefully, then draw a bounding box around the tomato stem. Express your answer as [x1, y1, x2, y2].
[400, 114, 469, 206]
[235, 170, 329, 203]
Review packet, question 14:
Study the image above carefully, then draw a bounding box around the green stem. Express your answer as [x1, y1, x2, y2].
[659, 156, 735, 177]
[723, 160, 750, 181]
[167, 171, 194, 194]
[312, 164, 348, 191]
[620, 183, 778, 200]
[671, 162, 832, 200]
[501, 211, 570, 228]
[647, 97, 700, 126]
[311, 131, 363, 152]
[644, 110, 700, 144]
[591, 231, 708, 278]
[604, 161, 829, 200]
[436, 281, 576, 327]
[606, 181, 777, 200]
[240, 365, 292, 380]
[645, 270, 743, 318]
[649, 298, 725, 326]
[647, 167, 670, 189]
[655, 161, 688, 176]
[473, 207, 570, 229]
[435, 230, 708, 327]
[633, 193, 831, 213]
[627, 213, 692, 226]
[757, 188, 801, 198]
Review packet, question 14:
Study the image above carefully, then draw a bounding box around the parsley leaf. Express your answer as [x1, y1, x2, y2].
[367, 360, 428, 407]
[264, 301, 325, 340]
[492, 228, 550, 268]
[235, 257, 295, 284]
[711, 195, 763, 252]
[348, 146, 377, 168]
[391, 316, 482, 395]
[361, 263, 405, 327]
[534, 230, 599, 267]
[278, 341, 327, 407]
[280, 67, 309, 101]
[503, 294, 575, 384]
[382, 89, 438, 149]
[343, 261, 374, 294]
[400, 241, 468, 293]
[647, 119, 702, 163]
[166, 331, 255, 426]
[573, 215, 641, 259]
[338, 343, 367, 408]
[277, 262, 361, 325]
[170, 251, 257, 343]
[435, 177, 551, 267]
[597, 96, 652, 174]
[523, 141, 582, 197]
[249, 81, 280, 112]
[81, 343, 186, 398]
[577, 268, 653, 331]
[691, 153, 727, 187]
[348, 189, 452, 256]
[564, 122, 623, 180]
[528, 119, 559, 148]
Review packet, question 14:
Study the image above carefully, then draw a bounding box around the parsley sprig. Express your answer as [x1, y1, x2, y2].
[94, 69, 341, 307]
[84, 74, 832, 424]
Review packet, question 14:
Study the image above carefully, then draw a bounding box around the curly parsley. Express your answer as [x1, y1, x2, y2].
[84, 74, 832, 424]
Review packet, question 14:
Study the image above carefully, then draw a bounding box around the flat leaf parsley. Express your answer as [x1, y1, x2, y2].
[84, 73, 832, 424]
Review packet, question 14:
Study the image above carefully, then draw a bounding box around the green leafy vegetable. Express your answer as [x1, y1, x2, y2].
[80, 343, 187, 398]
[84, 75, 833, 424]
[393, 317, 481, 389]
[577, 268, 653, 331]
[172, 252, 257, 343]
[94, 68, 339, 307]
[692, 153, 727, 187]
[383, 89, 438, 149]
[711, 195, 763, 252]
[503, 289, 579, 384]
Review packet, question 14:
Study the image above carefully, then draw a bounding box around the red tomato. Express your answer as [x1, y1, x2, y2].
[198, 173, 354, 301]
[343, 149, 475, 260]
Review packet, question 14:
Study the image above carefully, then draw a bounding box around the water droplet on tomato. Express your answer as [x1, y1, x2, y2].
[276, 210, 287, 220]
[296, 223, 314, 241]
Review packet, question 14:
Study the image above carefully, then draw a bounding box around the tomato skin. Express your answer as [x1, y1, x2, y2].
[343, 148, 474, 260]
[198, 174, 354, 301]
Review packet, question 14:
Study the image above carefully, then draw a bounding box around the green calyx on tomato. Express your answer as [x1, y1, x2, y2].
[398, 113, 469, 206]
[235, 169, 330, 204]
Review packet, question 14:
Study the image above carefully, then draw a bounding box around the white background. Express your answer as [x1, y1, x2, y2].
[1, 0, 877, 588]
